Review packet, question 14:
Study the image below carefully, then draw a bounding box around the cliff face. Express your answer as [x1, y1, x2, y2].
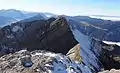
[68, 18, 103, 71]
[67, 16, 120, 71]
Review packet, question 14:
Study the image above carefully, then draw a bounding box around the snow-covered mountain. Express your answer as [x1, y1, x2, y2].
[0, 9, 56, 27]
[0, 9, 26, 19]
[0, 15, 120, 73]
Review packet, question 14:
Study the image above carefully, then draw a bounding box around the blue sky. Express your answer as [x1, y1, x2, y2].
[0, 0, 120, 16]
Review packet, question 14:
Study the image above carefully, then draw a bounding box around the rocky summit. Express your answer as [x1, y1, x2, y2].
[0, 50, 93, 73]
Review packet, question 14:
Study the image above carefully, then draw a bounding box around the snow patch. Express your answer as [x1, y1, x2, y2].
[17, 49, 27, 53]
[90, 16, 120, 21]
[12, 26, 23, 32]
[31, 51, 93, 73]
[32, 52, 56, 57]
[103, 41, 120, 46]
[6, 35, 14, 39]
[44, 52, 56, 57]
[32, 53, 43, 56]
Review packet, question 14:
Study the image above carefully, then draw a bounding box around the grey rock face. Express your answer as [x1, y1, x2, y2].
[0, 50, 93, 73]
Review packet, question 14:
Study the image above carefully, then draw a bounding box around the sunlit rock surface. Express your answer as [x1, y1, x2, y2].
[0, 50, 93, 73]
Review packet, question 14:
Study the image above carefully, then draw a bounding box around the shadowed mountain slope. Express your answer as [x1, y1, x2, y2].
[0, 16, 78, 55]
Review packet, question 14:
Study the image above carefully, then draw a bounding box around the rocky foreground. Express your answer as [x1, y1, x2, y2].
[0, 49, 93, 73]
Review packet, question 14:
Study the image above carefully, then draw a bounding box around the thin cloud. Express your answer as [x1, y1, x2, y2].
[0, 0, 120, 16]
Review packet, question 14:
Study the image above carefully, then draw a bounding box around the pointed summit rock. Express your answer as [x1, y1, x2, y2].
[66, 44, 82, 62]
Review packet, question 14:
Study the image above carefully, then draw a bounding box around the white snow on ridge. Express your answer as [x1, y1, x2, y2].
[31, 51, 92, 73]
[103, 41, 120, 46]
[90, 16, 120, 21]
[12, 26, 23, 32]
[71, 29, 100, 70]
[32, 52, 56, 57]
[17, 49, 27, 53]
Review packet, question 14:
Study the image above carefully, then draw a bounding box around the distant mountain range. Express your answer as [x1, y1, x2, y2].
[0, 16, 16, 27]
[1, 9, 120, 27]
[0, 9, 56, 27]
